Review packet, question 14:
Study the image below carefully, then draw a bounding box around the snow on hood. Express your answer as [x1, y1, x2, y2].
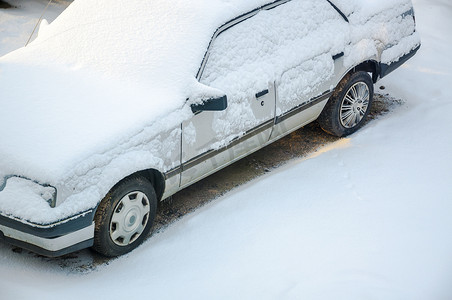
[0, 0, 276, 184]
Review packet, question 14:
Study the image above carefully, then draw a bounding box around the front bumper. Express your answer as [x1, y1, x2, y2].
[0, 211, 95, 257]
[0, 176, 96, 256]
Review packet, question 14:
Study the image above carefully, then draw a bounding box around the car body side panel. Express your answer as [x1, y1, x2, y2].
[180, 122, 274, 190]
[181, 85, 276, 187]
[269, 0, 349, 139]
[270, 97, 330, 143]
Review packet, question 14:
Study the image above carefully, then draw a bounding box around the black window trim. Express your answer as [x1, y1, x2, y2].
[326, 0, 349, 23]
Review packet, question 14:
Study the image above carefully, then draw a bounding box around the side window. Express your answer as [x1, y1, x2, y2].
[200, 0, 347, 101]
[200, 8, 288, 98]
[200, 15, 274, 99]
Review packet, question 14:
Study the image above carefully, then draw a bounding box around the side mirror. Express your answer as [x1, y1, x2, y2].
[191, 95, 228, 113]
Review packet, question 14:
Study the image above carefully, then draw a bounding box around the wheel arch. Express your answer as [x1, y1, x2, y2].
[100, 168, 166, 206]
[125, 169, 166, 201]
[345, 60, 380, 83]
[90, 167, 167, 233]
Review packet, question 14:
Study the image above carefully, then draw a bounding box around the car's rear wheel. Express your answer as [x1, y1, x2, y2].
[318, 71, 374, 137]
[93, 176, 157, 257]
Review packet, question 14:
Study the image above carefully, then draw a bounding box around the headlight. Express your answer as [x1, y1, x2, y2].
[0, 176, 57, 208]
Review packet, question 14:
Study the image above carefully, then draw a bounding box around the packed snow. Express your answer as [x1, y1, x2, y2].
[1, 0, 452, 298]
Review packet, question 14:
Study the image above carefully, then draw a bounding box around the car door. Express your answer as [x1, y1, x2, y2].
[180, 10, 280, 187]
[267, 0, 350, 141]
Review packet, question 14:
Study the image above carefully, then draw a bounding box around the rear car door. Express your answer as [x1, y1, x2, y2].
[269, 0, 350, 140]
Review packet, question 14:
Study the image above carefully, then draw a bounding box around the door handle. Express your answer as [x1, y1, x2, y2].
[255, 89, 269, 99]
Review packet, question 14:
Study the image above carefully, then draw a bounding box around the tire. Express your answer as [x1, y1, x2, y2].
[318, 71, 374, 137]
[93, 176, 157, 257]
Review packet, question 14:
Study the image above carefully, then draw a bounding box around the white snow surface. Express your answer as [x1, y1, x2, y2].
[0, 0, 451, 299]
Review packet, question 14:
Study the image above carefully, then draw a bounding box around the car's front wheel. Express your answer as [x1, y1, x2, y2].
[93, 176, 157, 257]
[318, 71, 374, 137]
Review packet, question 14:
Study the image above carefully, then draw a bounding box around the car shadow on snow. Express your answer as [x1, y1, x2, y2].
[0, 92, 403, 273]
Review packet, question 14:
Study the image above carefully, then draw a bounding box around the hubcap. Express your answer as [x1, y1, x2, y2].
[110, 191, 150, 246]
[340, 82, 370, 129]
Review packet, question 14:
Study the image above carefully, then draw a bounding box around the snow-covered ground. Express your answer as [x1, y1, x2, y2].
[0, 0, 451, 299]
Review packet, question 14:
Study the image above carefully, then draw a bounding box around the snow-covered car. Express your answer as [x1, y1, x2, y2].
[0, 0, 420, 257]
